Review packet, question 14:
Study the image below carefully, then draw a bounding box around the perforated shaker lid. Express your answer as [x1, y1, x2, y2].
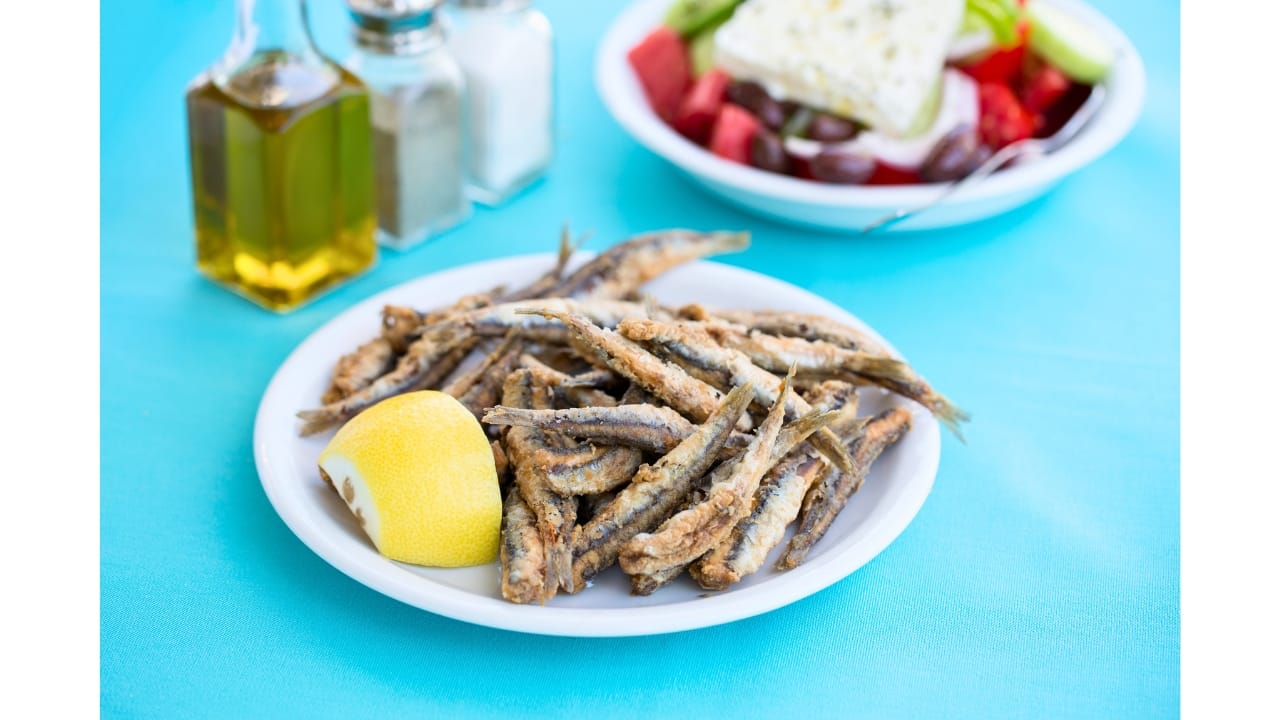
[346, 0, 441, 34]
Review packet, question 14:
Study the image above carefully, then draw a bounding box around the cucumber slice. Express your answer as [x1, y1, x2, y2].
[1027, 1, 1115, 83]
[903, 75, 944, 138]
[688, 16, 729, 76]
[966, 0, 1019, 47]
[960, 8, 991, 35]
[689, 28, 716, 76]
[663, 0, 741, 39]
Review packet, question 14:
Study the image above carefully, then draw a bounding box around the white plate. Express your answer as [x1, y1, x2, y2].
[254, 254, 941, 636]
[595, 0, 1146, 233]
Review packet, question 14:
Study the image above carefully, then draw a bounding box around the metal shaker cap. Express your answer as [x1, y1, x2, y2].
[346, 0, 442, 34]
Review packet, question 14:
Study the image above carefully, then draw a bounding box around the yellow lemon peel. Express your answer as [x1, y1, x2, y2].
[318, 391, 501, 567]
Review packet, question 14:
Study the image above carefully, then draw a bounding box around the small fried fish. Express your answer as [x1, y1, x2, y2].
[570, 383, 755, 591]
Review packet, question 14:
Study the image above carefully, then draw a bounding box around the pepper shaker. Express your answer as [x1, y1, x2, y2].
[345, 0, 471, 251]
[446, 0, 554, 205]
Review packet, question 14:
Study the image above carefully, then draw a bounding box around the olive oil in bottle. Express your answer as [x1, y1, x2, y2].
[186, 1, 377, 312]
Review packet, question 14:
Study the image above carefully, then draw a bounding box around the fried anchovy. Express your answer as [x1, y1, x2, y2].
[491, 440, 509, 480]
[297, 324, 474, 435]
[803, 380, 860, 410]
[439, 331, 522, 422]
[481, 403, 763, 463]
[516, 355, 619, 408]
[792, 374, 856, 394]
[692, 399, 868, 590]
[415, 337, 482, 392]
[618, 319, 853, 472]
[705, 323, 968, 439]
[711, 311, 969, 437]
[529, 345, 597, 376]
[451, 298, 655, 343]
[321, 337, 396, 404]
[690, 453, 827, 591]
[683, 306, 893, 357]
[627, 565, 685, 596]
[381, 305, 427, 353]
[383, 289, 501, 351]
[497, 224, 583, 303]
[814, 367, 967, 440]
[323, 292, 506, 403]
[500, 486, 546, 604]
[458, 344, 524, 421]
[560, 367, 626, 392]
[779, 406, 913, 570]
[578, 490, 617, 525]
[521, 366, 592, 455]
[544, 444, 644, 496]
[621, 405, 840, 595]
[552, 230, 750, 300]
[502, 368, 578, 596]
[619, 372, 793, 591]
[626, 485, 709, 596]
[483, 404, 695, 455]
[521, 310, 751, 431]
[705, 323, 910, 387]
[570, 383, 755, 592]
[618, 382, 658, 406]
[441, 333, 518, 398]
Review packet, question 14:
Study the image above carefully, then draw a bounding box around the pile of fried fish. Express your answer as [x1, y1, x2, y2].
[298, 229, 967, 603]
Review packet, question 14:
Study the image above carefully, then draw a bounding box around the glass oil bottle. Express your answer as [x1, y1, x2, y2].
[186, 0, 378, 312]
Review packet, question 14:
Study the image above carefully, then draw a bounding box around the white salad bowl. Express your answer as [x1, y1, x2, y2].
[595, 0, 1146, 233]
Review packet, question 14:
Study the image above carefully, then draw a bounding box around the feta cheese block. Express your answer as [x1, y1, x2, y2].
[784, 69, 980, 170]
[713, 0, 966, 137]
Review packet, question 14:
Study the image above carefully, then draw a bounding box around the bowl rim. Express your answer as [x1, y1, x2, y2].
[595, 0, 1147, 209]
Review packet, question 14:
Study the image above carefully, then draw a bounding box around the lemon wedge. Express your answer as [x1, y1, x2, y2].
[317, 391, 501, 567]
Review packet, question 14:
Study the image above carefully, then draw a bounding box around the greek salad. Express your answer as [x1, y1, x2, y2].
[626, 0, 1116, 185]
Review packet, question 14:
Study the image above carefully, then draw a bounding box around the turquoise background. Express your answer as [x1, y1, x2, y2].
[101, 1, 1179, 717]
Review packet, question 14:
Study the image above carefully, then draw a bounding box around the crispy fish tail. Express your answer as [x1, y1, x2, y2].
[498, 224, 587, 302]
[551, 230, 750, 299]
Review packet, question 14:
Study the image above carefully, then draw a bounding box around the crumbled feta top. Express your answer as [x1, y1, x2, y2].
[714, 0, 966, 136]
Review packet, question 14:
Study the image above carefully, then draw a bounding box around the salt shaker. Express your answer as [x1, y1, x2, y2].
[345, 0, 471, 251]
[446, 0, 554, 205]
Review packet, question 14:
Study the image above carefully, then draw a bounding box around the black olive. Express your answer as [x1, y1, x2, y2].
[749, 129, 791, 174]
[919, 125, 993, 183]
[809, 150, 876, 184]
[726, 80, 786, 130]
[806, 112, 859, 143]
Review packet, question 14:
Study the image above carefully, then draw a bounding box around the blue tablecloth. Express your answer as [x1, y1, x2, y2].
[101, 1, 1179, 716]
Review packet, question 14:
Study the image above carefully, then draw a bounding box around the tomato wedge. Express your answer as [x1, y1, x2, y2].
[708, 104, 761, 165]
[673, 69, 731, 144]
[977, 82, 1034, 149]
[958, 19, 1030, 85]
[627, 27, 692, 122]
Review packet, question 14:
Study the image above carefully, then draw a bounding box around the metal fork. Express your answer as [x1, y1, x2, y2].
[860, 83, 1108, 234]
